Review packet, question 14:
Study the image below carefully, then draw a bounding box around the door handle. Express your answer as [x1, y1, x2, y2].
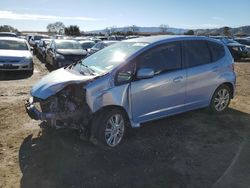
[173, 76, 183, 83]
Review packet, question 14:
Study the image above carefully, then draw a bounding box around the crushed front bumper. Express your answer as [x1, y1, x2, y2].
[25, 97, 87, 122]
[25, 97, 43, 120]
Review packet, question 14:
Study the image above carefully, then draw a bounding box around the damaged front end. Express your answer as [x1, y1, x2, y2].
[25, 83, 92, 130]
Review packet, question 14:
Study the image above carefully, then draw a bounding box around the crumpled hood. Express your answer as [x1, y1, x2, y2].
[31, 68, 96, 100]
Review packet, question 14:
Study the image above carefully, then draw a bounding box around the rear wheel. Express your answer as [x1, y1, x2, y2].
[210, 85, 231, 113]
[90, 108, 128, 148]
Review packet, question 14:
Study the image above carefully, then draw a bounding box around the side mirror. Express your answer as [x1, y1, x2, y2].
[137, 68, 154, 79]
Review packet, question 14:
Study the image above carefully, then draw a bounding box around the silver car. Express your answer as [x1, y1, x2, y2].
[0, 37, 33, 73]
[25, 35, 236, 148]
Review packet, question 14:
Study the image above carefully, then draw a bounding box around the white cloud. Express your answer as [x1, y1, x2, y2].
[0, 10, 103, 21]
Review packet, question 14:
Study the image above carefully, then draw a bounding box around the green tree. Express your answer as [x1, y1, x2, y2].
[184, 30, 195, 35]
[0, 25, 19, 33]
[223, 26, 231, 36]
[64, 25, 81, 36]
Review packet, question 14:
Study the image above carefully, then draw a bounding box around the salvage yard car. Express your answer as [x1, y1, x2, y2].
[36, 38, 52, 62]
[45, 39, 87, 69]
[0, 37, 33, 74]
[88, 40, 118, 55]
[25, 36, 236, 148]
[211, 36, 248, 60]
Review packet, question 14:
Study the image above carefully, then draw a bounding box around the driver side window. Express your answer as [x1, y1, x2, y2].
[138, 42, 182, 74]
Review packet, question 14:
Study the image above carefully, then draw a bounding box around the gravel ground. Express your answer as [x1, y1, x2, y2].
[0, 57, 250, 188]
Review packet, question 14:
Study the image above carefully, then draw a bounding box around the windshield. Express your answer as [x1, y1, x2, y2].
[34, 36, 46, 40]
[0, 40, 28, 50]
[56, 41, 82, 50]
[80, 42, 95, 49]
[74, 42, 149, 74]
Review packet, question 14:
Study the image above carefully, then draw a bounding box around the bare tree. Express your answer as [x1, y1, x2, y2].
[159, 24, 169, 33]
[47, 22, 65, 34]
[110, 26, 117, 34]
[105, 27, 111, 36]
[130, 25, 139, 33]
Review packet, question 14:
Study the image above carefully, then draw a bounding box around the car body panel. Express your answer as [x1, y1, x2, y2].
[28, 35, 236, 128]
[130, 69, 187, 123]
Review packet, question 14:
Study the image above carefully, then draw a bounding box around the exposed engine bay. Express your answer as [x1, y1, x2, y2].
[26, 83, 92, 132]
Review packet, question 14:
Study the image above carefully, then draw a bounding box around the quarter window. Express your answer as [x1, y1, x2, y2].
[138, 42, 182, 74]
[184, 40, 211, 67]
[115, 62, 136, 85]
[208, 41, 225, 62]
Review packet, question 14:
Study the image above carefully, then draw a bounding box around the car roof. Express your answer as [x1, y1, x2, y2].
[102, 40, 118, 44]
[41, 38, 52, 41]
[124, 35, 213, 44]
[0, 37, 26, 42]
[0, 32, 17, 35]
[79, 40, 95, 43]
[54, 39, 79, 43]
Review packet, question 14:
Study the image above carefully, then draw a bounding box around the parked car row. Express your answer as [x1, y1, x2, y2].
[210, 36, 250, 60]
[32, 35, 119, 69]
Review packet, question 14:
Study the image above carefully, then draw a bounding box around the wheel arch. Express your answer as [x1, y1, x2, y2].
[221, 82, 235, 99]
[93, 105, 132, 128]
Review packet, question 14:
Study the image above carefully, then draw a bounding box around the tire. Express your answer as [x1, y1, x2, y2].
[90, 108, 128, 148]
[209, 85, 232, 113]
[42, 54, 46, 63]
[53, 59, 58, 69]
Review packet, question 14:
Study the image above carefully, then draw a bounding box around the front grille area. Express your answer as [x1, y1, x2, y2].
[0, 59, 20, 63]
[0, 65, 19, 69]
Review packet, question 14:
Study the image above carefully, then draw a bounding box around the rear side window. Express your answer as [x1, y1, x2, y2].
[139, 42, 182, 74]
[184, 40, 211, 68]
[208, 41, 225, 62]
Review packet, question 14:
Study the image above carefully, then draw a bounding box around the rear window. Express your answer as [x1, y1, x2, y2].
[208, 41, 225, 62]
[184, 40, 211, 68]
[56, 41, 82, 50]
[0, 40, 28, 50]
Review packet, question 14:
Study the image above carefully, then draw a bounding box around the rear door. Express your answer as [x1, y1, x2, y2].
[183, 40, 221, 109]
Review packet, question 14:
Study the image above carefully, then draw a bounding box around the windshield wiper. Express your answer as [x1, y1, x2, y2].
[80, 63, 96, 75]
[65, 59, 82, 69]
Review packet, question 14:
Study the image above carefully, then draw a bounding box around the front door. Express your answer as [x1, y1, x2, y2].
[130, 42, 187, 123]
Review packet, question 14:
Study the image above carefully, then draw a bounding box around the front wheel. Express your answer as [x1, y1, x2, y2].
[90, 109, 127, 148]
[210, 85, 231, 113]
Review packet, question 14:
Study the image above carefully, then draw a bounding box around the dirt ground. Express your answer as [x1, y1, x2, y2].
[0, 57, 250, 188]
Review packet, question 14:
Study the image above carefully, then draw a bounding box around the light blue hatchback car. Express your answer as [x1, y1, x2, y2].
[26, 35, 236, 147]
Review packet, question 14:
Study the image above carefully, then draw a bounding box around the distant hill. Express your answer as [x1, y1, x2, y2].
[87, 26, 187, 35]
[195, 26, 250, 36]
[87, 26, 250, 36]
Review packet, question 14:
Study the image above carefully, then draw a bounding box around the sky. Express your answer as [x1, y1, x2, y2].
[0, 0, 250, 31]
